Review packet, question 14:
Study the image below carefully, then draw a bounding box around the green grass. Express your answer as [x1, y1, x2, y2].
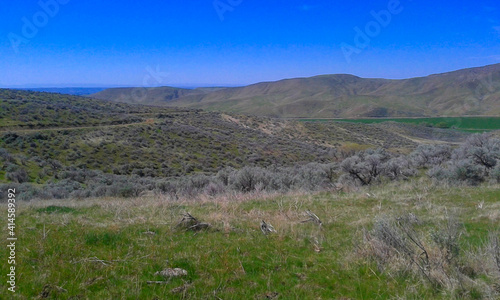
[1, 180, 499, 299]
[36, 205, 79, 214]
[299, 116, 500, 132]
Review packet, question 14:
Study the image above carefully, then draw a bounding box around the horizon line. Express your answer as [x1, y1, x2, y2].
[2, 62, 498, 90]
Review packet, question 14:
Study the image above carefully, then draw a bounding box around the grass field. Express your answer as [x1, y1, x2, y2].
[298, 117, 500, 132]
[2, 179, 499, 299]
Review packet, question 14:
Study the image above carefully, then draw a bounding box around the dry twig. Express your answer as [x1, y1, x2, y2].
[301, 210, 322, 226]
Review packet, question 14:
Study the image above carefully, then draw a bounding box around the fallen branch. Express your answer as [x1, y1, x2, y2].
[175, 212, 198, 228]
[176, 212, 211, 231]
[301, 210, 322, 226]
[188, 222, 211, 231]
[260, 220, 276, 235]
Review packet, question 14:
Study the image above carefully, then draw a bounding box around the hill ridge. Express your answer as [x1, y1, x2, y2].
[91, 63, 500, 118]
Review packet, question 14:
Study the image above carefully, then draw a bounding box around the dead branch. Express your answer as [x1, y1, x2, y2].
[188, 222, 211, 231]
[301, 210, 323, 226]
[260, 220, 276, 235]
[176, 212, 211, 231]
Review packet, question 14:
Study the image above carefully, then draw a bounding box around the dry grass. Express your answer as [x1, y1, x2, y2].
[4, 180, 499, 298]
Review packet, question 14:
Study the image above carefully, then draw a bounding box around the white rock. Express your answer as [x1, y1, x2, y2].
[155, 268, 188, 278]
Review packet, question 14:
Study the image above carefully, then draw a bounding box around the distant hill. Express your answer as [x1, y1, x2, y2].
[20, 87, 108, 96]
[91, 86, 208, 105]
[91, 64, 500, 118]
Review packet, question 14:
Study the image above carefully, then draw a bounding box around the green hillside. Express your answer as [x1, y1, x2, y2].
[301, 116, 500, 132]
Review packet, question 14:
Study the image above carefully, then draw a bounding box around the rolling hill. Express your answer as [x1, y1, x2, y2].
[91, 63, 500, 118]
[91, 86, 218, 105]
[1, 89, 470, 185]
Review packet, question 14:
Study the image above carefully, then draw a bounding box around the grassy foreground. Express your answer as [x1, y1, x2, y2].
[1, 180, 499, 299]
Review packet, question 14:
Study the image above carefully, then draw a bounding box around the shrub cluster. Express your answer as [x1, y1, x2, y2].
[427, 133, 500, 185]
[1, 133, 498, 201]
[0, 163, 339, 201]
[361, 213, 499, 298]
[339, 148, 416, 185]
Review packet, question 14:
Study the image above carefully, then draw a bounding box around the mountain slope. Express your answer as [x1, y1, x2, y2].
[92, 64, 500, 118]
[91, 86, 208, 105]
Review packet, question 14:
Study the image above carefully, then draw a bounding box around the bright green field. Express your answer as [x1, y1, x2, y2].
[298, 117, 500, 132]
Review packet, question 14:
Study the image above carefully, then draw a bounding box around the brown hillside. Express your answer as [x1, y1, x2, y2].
[91, 64, 500, 118]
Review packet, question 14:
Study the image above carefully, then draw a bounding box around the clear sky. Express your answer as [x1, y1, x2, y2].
[1, 0, 499, 87]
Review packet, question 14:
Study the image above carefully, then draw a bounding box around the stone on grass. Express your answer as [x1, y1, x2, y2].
[154, 268, 188, 278]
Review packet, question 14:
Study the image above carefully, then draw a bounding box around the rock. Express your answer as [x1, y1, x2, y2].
[154, 268, 188, 278]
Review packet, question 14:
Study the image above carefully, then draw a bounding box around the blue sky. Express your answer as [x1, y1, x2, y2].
[1, 0, 499, 87]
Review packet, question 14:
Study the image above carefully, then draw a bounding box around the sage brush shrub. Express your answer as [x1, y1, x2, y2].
[0, 183, 43, 201]
[362, 214, 489, 296]
[5, 134, 500, 199]
[0, 148, 14, 162]
[292, 163, 332, 190]
[447, 159, 487, 185]
[383, 156, 417, 180]
[229, 166, 271, 192]
[7, 168, 29, 183]
[409, 144, 451, 168]
[368, 218, 414, 267]
[452, 133, 500, 169]
[431, 216, 462, 263]
[340, 148, 391, 186]
[204, 182, 226, 196]
[321, 162, 340, 182]
[275, 168, 298, 191]
[216, 167, 235, 186]
[426, 134, 500, 185]
[428, 159, 487, 185]
[491, 163, 500, 183]
[175, 175, 213, 197]
[426, 165, 448, 182]
[154, 180, 178, 196]
[43, 179, 82, 199]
